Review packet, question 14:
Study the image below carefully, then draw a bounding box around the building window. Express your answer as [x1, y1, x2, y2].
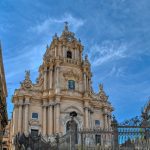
[67, 51, 72, 58]
[68, 80, 75, 90]
[31, 129, 38, 137]
[32, 113, 38, 119]
[95, 120, 100, 126]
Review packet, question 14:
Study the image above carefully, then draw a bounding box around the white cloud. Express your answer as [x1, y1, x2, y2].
[89, 41, 127, 66]
[29, 13, 85, 34]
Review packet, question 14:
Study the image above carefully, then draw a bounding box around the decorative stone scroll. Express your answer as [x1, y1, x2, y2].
[20, 70, 33, 90]
[98, 84, 108, 101]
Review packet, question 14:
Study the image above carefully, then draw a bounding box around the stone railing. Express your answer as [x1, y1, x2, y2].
[63, 58, 81, 66]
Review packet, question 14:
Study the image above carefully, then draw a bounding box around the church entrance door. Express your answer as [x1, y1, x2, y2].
[66, 120, 78, 144]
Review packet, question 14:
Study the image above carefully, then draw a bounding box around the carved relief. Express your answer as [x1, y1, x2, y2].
[63, 70, 80, 81]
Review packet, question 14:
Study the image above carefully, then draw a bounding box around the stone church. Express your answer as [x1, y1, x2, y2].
[11, 23, 113, 143]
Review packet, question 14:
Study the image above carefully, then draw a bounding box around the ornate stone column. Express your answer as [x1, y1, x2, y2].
[83, 73, 87, 92]
[74, 49, 77, 59]
[55, 46, 57, 57]
[63, 46, 66, 57]
[55, 96, 60, 133]
[86, 76, 89, 91]
[55, 104, 60, 133]
[49, 67, 53, 89]
[91, 110, 94, 129]
[107, 113, 111, 130]
[42, 101, 47, 136]
[55, 65, 60, 93]
[73, 49, 75, 59]
[48, 101, 53, 135]
[13, 103, 18, 135]
[84, 107, 89, 128]
[104, 108, 108, 129]
[18, 98, 23, 133]
[88, 109, 91, 128]
[44, 67, 47, 90]
[24, 97, 30, 135]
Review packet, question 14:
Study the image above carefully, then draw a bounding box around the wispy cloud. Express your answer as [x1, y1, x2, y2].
[29, 13, 85, 34]
[88, 41, 127, 66]
[5, 43, 46, 83]
[109, 66, 126, 77]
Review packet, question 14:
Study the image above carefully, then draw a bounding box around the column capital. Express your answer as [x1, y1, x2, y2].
[84, 106, 89, 110]
[55, 95, 61, 102]
[24, 97, 30, 103]
[42, 101, 48, 107]
[24, 95, 31, 100]
[18, 100, 23, 105]
[49, 68, 53, 71]
[48, 102, 55, 106]
[24, 102, 30, 105]
[54, 102, 60, 106]
[55, 66, 60, 70]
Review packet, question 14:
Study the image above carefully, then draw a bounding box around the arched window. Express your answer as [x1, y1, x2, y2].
[68, 80, 75, 90]
[67, 51, 72, 58]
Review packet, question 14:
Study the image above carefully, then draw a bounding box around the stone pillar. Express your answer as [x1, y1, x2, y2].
[55, 96, 60, 133]
[73, 49, 75, 59]
[48, 103, 53, 135]
[91, 111, 93, 129]
[84, 107, 89, 128]
[42, 101, 47, 136]
[49, 68, 53, 89]
[44, 67, 47, 90]
[108, 114, 111, 130]
[55, 46, 57, 57]
[13, 103, 18, 135]
[74, 49, 77, 59]
[63, 46, 66, 57]
[104, 111, 108, 129]
[18, 98, 23, 133]
[83, 73, 86, 92]
[55, 65, 60, 93]
[24, 97, 30, 135]
[88, 109, 91, 128]
[86, 76, 89, 91]
[55, 103, 60, 133]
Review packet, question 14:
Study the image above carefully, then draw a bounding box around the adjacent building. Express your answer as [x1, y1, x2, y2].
[0, 43, 8, 148]
[2, 120, 11, 150]
[142, 99, 150, 126]
[11, 23, 113, 146]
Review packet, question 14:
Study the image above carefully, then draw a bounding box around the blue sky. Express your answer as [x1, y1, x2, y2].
[0, 0, 150, 122]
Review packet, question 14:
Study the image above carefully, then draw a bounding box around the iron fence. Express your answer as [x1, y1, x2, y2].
[14, 117, 150, 150]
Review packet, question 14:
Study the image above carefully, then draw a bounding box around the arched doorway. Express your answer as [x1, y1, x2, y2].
[66, 120, 78, 144]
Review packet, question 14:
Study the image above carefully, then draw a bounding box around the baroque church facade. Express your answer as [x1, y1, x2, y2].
[11, 23, 113, 143]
